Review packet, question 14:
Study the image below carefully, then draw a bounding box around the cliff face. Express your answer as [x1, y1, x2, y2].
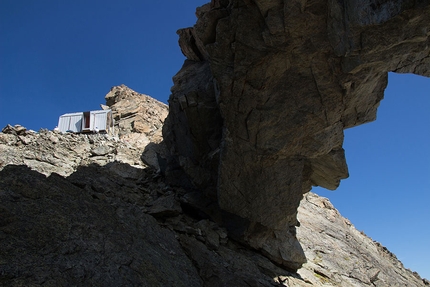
[163, 0, 430, 269]
[0, 123, 428, 285]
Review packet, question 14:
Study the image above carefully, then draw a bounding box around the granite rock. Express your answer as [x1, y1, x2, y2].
[106, 84, 168, 144]
[163, 0, 430, 269]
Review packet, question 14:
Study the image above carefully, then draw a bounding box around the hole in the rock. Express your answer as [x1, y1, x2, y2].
[313, 72, 430, 278]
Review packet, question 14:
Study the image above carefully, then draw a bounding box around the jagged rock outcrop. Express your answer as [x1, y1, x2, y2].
[105, 84, 169, 171]
[1, 127, 428, 286]
[163, 0, 430, 269]
[106, 84, 168, 147]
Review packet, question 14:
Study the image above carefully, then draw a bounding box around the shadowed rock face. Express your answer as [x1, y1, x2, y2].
[163, 0, 430, 270]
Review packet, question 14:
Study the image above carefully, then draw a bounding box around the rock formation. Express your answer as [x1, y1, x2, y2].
[163, 0, 430, 269]
[0, 124, 141, 177]
[1, 102, 428, 285]
[106, 84, 168, 147]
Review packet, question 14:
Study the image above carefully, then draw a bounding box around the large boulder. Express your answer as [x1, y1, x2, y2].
[163, 0, 430, 270]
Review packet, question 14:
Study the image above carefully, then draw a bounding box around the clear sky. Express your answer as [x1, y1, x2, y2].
[1, 0, 429, 280]
[315, 72, 430, 279]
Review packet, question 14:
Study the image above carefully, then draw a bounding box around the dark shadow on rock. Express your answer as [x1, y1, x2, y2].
[0, 164, 202, 286]
[141, 140, 194, 189]
[142, 138, 307, 271]
[0, 164, 312, 286]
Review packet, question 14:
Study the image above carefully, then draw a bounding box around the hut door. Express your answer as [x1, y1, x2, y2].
[83, 111, 90, 130]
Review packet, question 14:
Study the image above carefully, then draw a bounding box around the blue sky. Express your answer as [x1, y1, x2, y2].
[0, 0, 206, 130]
[1, 0, 429, 279]
[315, 72, 430, 279]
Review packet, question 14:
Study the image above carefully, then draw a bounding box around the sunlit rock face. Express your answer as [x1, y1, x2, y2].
[106, 84, 168, 145]
[163, 0, 430, 270]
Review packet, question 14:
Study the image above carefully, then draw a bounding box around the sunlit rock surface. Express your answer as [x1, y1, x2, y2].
[106, 84, 168, 147]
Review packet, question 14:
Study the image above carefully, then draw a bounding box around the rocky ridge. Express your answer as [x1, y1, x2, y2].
[0, 87, 428, 286]
[0, 85, 168, 178]
[0, 125, 143, 177]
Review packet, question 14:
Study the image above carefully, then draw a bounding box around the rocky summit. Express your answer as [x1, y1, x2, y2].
[163, 0, 430, 270]
[0, 86, 428, 286]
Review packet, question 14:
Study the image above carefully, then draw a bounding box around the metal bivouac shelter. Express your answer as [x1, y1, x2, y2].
[57, 110, 114, 134]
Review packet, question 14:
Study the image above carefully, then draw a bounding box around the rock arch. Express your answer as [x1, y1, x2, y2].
[163, 0, 430, 270]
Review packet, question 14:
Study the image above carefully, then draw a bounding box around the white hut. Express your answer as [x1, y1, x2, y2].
[58, 112, 84, 133]
[58, 110, 114, 134]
